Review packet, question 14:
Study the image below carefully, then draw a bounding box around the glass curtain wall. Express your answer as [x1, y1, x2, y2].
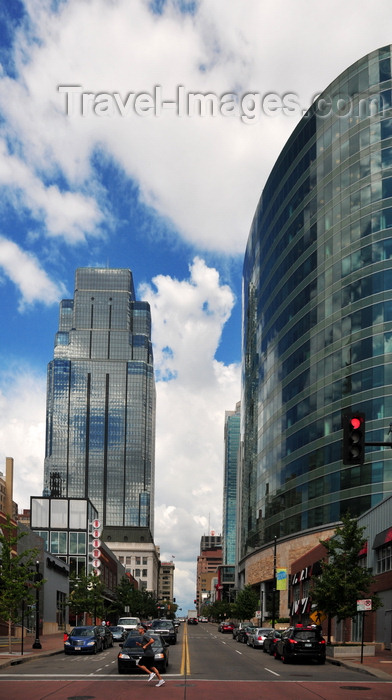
[44, 268, 156, 532]
[241, 45, 392, 556]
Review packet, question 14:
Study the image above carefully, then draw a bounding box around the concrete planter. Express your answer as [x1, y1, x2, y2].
[326, 644, 376, 658]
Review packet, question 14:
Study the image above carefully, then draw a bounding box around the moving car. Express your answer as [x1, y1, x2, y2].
[117, 632, 170, 674]
[108, 625, 126, 642]
[263, 629, 282, 656]
[218, 621, 235, 633]
[117, 616, 141, 633]
[247, 627, 272, 648]
[149, 619, 177, 645]
[187, 617, 198, 625]
[274, 625, 326, 664]
[64, 626, 103, 654]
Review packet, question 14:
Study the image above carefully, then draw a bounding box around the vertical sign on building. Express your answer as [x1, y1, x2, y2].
[89, 519, 102, 575]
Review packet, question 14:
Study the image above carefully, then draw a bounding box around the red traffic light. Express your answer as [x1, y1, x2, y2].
[350, 417, 362, 430]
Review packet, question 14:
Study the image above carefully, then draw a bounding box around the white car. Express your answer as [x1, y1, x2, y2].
[117, 616, 141, 633]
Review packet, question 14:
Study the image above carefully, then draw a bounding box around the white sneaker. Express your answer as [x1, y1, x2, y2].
[156, 679, 165, 687]
[148, 672, 156, 682]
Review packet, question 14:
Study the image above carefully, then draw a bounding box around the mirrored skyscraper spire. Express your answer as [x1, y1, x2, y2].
[43, 268, 156, 533]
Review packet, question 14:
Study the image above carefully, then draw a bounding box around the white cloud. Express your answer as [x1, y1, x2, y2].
[140, 259, 241, 605]
[0, 235, 65, 308]
[0, 366, 46, 507]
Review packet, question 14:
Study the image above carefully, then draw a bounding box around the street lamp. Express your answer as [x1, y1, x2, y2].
[32, 560, 42, 649]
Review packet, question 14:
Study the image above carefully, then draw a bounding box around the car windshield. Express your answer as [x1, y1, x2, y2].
[151, 621, 173, 629]
[109, 626, 123, 632]
[71, 628, 94, 637]
[118, 618, 139, 625]
[294, 630, 319, 641]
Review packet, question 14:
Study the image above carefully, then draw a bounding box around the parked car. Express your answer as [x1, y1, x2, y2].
[247, 627, 272, 648]
[274, 625, 326, 664]
[64, 625, 103, 654]
[237, 625, 257, 643]
[232, 621, 252, 640]
[149, 619, 177, 644]
[117, 632, 170, 674]
[218, 621, 235, 634]
[263, 629, 282, 656]
[97, 625, 114, 648]
[108, 625, 126, 642]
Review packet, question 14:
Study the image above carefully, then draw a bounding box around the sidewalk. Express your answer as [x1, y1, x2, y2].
[0, 632, 64, 668]
[327, 647, 392, 681]
[0, 633, 391, 680]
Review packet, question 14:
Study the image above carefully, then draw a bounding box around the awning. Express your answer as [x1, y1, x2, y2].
[373, 527, 392, 549]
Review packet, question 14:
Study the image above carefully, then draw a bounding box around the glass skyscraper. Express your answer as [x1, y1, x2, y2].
[43, 268, 156, 532]
[241, 46, 392, 558]
[222, 402, 240, 566]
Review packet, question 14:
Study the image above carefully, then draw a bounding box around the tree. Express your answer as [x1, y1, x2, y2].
[109, 576, 159, 621]
[68, 571, 105, 624]
[208, 599, 233, 622]
[232, 585, 259, 621]
[0, 515, 44, 654]
[311, 512, 381, 642]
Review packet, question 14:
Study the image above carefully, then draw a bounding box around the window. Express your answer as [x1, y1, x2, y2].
[377, 544, 392, 573]
[69, 532, 86, 555]
[50, 531, 67, 554]
[142, 569, 148, 577]
[142, 557, 148, 565]
[135, 557, 141, 565]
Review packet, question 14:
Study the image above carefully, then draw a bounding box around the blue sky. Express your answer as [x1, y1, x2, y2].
[0, 0, 391, 614]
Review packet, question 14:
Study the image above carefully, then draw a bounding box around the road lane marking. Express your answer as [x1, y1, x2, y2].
[180, 621, 190, 675]
[265, 667, 280, 676]
[235, 650, 242, 655]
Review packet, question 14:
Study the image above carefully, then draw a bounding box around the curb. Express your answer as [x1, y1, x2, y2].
[327, 655, 392, 681]
[0, 648, 63, 669]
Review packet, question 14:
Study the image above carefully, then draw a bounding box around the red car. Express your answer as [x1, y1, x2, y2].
[218, 621, 235, 633]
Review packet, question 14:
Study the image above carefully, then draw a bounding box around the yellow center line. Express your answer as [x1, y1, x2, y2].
[180, 621, 190, 675]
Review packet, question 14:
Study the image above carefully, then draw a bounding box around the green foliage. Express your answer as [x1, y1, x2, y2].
[232, 585, 259, 621]
[110, 576, 158, 620]
[68, 571, 105, 622]
[207, 599, 233, 621]
[311, 512, 382, 622]
[0, 516, 44, 652]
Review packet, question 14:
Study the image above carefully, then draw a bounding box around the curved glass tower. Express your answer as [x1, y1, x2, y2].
[43, 268, 156, 532]
[241, 46, 392, 557]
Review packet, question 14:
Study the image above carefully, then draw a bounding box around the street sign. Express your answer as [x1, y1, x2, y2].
[310, 610, 327, 624]
[357, 599, 372, 611]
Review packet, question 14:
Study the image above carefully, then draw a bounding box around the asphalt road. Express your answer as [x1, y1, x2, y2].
[0, 622, 390, 700]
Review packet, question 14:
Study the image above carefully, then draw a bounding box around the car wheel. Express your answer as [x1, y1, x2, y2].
[318, 658, 325, 665]
[92, 645, 97, 655]
[281, 655, 289, 664]
[274, 650, 281, 660]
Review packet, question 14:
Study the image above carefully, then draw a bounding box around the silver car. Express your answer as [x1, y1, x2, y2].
[247, 627, 273, 648]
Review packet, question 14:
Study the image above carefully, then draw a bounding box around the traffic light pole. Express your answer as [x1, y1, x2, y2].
[364, 441, 392, 447]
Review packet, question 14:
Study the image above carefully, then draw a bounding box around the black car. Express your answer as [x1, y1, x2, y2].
[109, 625, 126, 642]
[117, 633, 170, 674]
[263, 629, 282, 655]
[64, 625, 103, 654]
[187, 617, 198, 625]
[274, 626, 326, 664]
[97, 625, 114, 649]
[149, 619, 177, 644]
[237, 625, 256, 643]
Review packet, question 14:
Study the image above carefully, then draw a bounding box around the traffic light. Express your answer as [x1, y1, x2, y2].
[342, 412, 365, 465]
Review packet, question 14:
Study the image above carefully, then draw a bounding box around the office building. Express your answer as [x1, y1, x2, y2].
[43, 268, 156, 532]
[222, 402, 240, 566]
[240, 46, 392, 572]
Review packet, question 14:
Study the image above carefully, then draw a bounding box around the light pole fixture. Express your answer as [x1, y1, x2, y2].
[32, 560, 42, 649]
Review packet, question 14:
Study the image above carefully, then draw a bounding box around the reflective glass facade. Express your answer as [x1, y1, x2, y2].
[222, 402, 240, 565]
[241, 46, 392, 557]
[44, 268, 156, 532]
